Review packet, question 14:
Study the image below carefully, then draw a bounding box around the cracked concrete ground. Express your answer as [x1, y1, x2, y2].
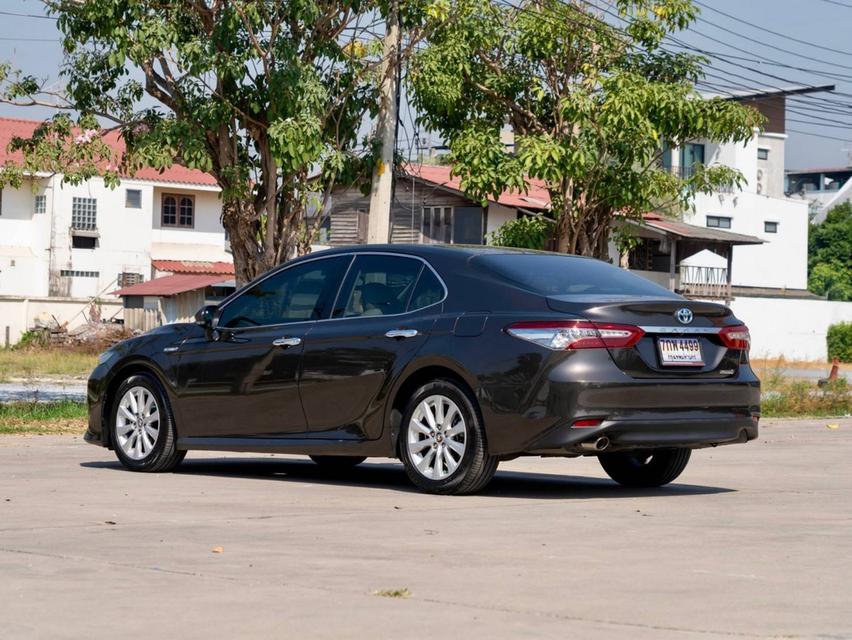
[1, 418, 850, 639]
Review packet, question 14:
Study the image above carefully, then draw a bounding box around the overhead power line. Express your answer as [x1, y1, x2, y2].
[693, 0, 852, 59]
[0, 10, 56, 20]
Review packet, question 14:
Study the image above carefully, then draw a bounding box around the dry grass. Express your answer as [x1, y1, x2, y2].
[0, 401, 88, 435]
[0, 349, 98, 381]
[751, 357, 852, 374]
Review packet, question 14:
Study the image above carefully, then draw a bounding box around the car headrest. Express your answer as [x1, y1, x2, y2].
[359, 282, 394, 308]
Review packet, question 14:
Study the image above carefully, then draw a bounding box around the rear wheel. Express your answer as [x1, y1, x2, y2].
[309, 455, 366, 469]
[399, 380, 498, 495]
[111, 373, 185, 472]
[598, 448, 691, 487]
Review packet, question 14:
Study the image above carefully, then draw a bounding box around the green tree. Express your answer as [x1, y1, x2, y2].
[409, 0, 763, 257]
[809, 202, 852, 301]
[0, 1, 400, 284]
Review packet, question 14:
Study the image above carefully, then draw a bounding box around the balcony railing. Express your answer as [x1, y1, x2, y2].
[679, 265, 731, 300]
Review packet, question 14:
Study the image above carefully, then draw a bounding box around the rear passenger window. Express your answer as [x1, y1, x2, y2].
[335, 255, 423, 318]
[408, 267, 444, 311]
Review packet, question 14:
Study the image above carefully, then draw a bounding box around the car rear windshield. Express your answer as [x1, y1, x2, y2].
[475, 253, 679, 297]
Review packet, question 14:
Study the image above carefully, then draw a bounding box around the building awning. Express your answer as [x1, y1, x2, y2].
[113, 274, 232, 297]
[633, 214, 764, 246]
[152, 259, 235, 275]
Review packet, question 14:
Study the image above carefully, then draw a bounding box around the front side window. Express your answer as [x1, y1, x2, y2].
[706, 216, 732, 229]
[217, 256, 350, 329]
[71, 197, 97, 230]
[335, 255, 424, 318]
[162, 194, 194, 227]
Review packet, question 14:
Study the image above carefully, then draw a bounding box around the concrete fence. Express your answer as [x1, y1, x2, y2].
[0, 296, 123, 347]
[729, 296, 852, 361]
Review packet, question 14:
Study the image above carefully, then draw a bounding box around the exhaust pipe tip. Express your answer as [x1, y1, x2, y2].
[579, 436, 610, 453]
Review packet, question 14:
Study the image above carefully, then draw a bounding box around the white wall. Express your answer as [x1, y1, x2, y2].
[1, 175, 228, 303]
[0, 295, 123, 346]
[729, 296, 852, 361]
[688, 187, 809, 290]
[0, 178, 52, 297]
[485, 203, 518, 242]
[151, 187, 229, 262]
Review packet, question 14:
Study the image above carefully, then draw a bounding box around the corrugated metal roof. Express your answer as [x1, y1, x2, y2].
[406, 164, 551, 210]
[640, 215, 764, 245]
[113, 273, 231, 297]
[0, 117, 218, 187]
[152, 260, 235, 275]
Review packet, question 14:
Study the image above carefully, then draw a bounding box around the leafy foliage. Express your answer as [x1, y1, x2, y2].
[489, 214, 552, 250]
[827, 322, 852, 363]
[808, 202, 852, 301]
[1, 1, 402, 283]
[409, 0, 764, 257]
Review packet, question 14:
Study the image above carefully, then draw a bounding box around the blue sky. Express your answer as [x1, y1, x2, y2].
[1, 0, 850, 170]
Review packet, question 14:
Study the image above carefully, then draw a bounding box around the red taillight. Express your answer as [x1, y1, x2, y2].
[719, 324, 751, 351]
[572, 418, 602, 428]
[506, 321, 644, 350]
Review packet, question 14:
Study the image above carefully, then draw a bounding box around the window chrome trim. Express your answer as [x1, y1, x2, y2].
[640, 326, 721, 335]
[214, 250, 448, 332]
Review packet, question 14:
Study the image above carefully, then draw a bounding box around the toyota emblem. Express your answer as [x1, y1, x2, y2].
[675, 308, 694, 325]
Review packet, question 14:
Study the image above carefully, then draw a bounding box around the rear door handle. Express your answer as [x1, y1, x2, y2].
[385, 329, 419, 339]
[272, 336, 302, 348]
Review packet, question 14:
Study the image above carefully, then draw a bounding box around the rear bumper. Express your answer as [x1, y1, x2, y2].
[525, 411, 758, 455]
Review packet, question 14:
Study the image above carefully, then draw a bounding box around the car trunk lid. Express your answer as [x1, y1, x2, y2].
[546, 296, 745, 378]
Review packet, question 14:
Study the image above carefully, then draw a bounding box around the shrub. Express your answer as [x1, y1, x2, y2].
[827, 322, 852, 362]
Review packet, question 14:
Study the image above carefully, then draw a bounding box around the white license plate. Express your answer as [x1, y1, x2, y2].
[658, 337, 704, 366]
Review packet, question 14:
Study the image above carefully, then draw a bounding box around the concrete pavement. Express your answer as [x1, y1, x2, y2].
[1, 418, 850, 639]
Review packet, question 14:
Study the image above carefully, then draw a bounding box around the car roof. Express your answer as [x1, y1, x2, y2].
[306, 244, 590, 260]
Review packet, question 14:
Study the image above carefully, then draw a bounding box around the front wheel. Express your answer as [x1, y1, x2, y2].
[111, 373, 185, 472]
[399, 380, 498, 495]
[598, 448, 691, 487]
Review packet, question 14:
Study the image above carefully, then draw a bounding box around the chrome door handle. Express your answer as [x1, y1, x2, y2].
[385, 329, 419, 339]
[272, 336, 302, 348]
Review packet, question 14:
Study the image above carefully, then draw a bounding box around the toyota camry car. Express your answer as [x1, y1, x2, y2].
[86, 245, 760, 494]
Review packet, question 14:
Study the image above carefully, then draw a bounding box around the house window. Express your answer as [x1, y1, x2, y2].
[764, 221, 779, 233]
[71, 197, 97, 230]
[117, 272, 144, 287]
[757, 148, 770, 161]
[706, 216, 732, 229]
[421, 206, 484, 245]
[679, 143, 705, 179]
[60, 269, 99, 278]
[162, 194, 194, 227]
[34, 195, 46, 214]
[126, 189, 142, 209]
[72, 236, 97, 249]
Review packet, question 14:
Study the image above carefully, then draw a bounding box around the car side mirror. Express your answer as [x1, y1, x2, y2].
[195, 304, 218, 329]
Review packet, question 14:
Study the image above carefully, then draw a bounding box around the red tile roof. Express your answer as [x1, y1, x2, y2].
[0, 117, 218, 187]
[152, 259, 235, 275]
[406, 164, 551, 210]
[113, 273, 231, 297]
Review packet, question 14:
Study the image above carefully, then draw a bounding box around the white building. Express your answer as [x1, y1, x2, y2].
[785, 165, 852, 223]
[0, 117, 230, 343]
[662, 88, 822, 293]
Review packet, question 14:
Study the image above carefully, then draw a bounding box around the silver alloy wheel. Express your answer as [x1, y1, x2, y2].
[115, 386, 161, 460]
[407, 394, 467, 480]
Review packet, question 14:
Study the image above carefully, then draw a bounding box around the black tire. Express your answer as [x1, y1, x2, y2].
[110, 373, 185, 472]
[398, 379, 498, 495]
[598, 448, 691, 487]
[309, 455, 367, 469]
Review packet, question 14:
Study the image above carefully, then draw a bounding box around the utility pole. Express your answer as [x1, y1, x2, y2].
[367, 2, 400, 245]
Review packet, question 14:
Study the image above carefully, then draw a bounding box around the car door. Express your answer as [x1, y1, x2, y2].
[298, 254, 447, 439]
[173, 255, 352, 438]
